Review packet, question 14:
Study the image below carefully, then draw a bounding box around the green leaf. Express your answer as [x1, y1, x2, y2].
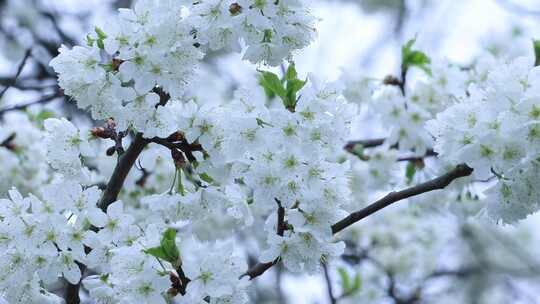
[349, 273, 362, 295]
[27, 110, 56, 128]
[338, 267, 351, 292]
[401, 38, 431, 74]
[338, 268, 362, 298]
[199, 172, 214, 184]
[285, 78, 306, 108]
[258, 63, 307, 111]
[533, 39, 540, 67]
[161, 228, 177, 244]
[259, 71, 286, 98]
[405, 162, 416, 184]
[145, 228, 180, 264]
[144, 246, 169, 261]
[35, 110, 55, 122]
[285, 63, 298, 81]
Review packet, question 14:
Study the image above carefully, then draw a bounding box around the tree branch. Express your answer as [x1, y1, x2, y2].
[64, 282, 81, 304]
[344, 138, 386, 152]
[98, 133, 149, 210]
[243, 203, 285, 279]
[244, 164, 474, 279]
[322, 263, 337, 304]
[332, 164, 473, 233]
[0, 91, 63, 117]
[0, 49, 32, 99]
[64, 134, 149, 302]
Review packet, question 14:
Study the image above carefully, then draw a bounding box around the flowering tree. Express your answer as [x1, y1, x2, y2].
[1, 0, 540, 303]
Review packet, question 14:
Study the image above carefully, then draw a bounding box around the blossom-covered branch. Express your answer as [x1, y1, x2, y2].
[332, 164, 474, 233]
[245, 164, 474, 279]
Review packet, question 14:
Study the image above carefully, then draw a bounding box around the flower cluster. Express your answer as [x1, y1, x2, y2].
[191, 0, 317, 65]
[427, 56, 540, 223]
[0, 186, 94, 303]
[49, 0, 316, 138]
[6, 0, 540, 302]
[0, 114, 49, 197]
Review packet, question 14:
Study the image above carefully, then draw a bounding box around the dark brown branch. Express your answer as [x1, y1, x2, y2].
[344, 138, 386, 152]
[244, 164, 474, 279]
[244, 260, 276, 280]
[64, 261, 86, 304]
[0, 91, 63, 117]
[243, 203, 285, 279]
[345, 138, 437, 162]
[276, 201, 286, 237]
[65, 134, 150, 303]
[0, 49, 32, 99]
[67, 134, 150, 304]
[98, 133, 149, 211]
[397, 149, 437, 162]
[0, 133, 16, 150]
[175, 266, 191, 295]
[332, 164, 473, 234]
[150, 136, 204, 164]
[322, 263, 337, 304]
[40, 11, 77, 46]
[64, 282, 81, 304]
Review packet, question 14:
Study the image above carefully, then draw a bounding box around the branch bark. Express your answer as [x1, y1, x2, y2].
[98, 133, 149, 210]
[64, 282, 81, 304]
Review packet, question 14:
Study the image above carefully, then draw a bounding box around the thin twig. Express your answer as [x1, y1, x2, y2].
[332, 164, 473, 233]
[0, 49, 32, 99]
[0, 91, 63, 117]
[344, 138, 386, 152]
[243, 203, 286, 279]
[322, 263, 337, 304]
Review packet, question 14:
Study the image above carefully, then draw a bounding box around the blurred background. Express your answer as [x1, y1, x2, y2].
[2, 0, 540, 303]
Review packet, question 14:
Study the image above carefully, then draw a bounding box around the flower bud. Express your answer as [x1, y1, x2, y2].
[229, 3, 242, 16]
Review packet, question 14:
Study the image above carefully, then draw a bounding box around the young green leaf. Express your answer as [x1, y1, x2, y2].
[338, 268, 362, 298]
[144, 246, 169, 261]
[144, 228, 180, 265]
[285, 63, 298, 81]
[338, 267, 351, 292]
[349, 273, 362, 295]
[401, 38, 431, 74]
[405, 161, 416, 184]
[259, 70, 286, 98]
[199, 172, 214, 184]
[258, 63, 307, 111]
[285, 78, 306, 108]
[533, 39, 540, 67]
